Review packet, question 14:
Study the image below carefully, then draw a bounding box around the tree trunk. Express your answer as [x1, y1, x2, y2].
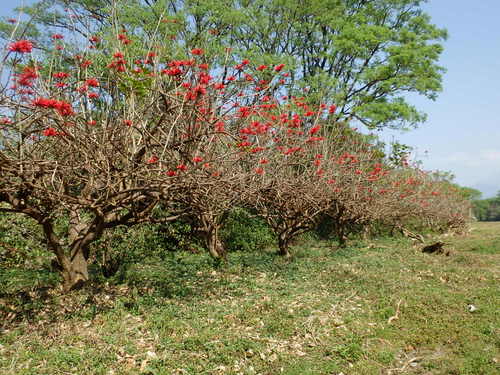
[278, 234, 291, 258]
[205, 227, 226, 260]
[336, 224, 348, 248]
[60, 249, 89, 292]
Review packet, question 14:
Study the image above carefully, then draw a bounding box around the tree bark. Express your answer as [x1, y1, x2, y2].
[277, 234, 291, 258]
[60, 249, 89, 292]
[204, 226, 226, 259]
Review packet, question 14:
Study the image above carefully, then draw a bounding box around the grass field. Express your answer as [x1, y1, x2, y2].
[1, 222, 499, 375]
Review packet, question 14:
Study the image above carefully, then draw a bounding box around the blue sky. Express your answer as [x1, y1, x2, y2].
[379, 0, 500, 198]
[2, 0, 499, 198]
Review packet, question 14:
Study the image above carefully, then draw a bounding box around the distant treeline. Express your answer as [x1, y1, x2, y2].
[473, 192, 500, 221]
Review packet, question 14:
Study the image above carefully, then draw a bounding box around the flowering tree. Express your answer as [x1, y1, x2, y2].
[0, 14, 300, 287]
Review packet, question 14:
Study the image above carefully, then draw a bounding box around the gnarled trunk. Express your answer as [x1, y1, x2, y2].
[60, 249, 89, 292]
[277, 233, 291, 258]
[204, 226, 226, 259]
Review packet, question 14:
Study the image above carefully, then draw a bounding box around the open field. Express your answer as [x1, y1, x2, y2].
[1, 222, 499, 375]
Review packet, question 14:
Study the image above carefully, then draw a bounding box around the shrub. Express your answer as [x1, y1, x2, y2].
[221, 208, 275, 252]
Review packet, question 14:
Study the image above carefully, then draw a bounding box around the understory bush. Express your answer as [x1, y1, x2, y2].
[221, 208, 275, 252]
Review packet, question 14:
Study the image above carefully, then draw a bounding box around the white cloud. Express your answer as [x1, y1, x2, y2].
[418, 149, 500, 197]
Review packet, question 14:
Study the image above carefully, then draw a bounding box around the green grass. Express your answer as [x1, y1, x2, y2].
[1, 222, 499, 374]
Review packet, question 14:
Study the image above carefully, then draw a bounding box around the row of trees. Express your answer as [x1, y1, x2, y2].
[473, 193, 500, 221]
[0, 1, 469, 292]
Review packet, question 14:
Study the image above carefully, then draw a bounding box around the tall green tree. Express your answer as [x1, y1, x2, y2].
[1, 0, 446, 130]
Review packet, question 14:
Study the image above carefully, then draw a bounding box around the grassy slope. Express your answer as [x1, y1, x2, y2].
[0, 222, 499, 375]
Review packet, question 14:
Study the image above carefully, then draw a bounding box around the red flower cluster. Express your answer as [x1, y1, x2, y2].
[15, 67, 38, 87]
[85, 78, 99, 87]
[117, 33, 131, 45]
[309, 125, 321, 135]
[191, 48, 204, 56]
[32, 98, 74, 116]
[274, 63, 285, 72]
[43, 127, 59, 137]
[162, 67, 183, 76]
[53, 72, 70, 79]
[9, 40, 33, 53]
[147, 155, 159, 164]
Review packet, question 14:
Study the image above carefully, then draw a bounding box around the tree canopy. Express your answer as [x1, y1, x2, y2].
[1, 0, 447, 130]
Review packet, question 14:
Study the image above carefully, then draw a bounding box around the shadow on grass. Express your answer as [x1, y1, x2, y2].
[0, 241, 364, 329]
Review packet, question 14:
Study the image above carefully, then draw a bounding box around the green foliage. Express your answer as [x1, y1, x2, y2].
[90, 220, 199, 280]
[0, 211, 51, 269]
[221, 208, 275, 252]
[473, 191, 500, 221]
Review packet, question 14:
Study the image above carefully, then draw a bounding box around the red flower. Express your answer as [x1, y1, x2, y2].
[250, 147, 265, 153]
[166, 170, 177, 176]
[306, 136, 324, 142]
[191, 48, 204, 55]
[113, 52, 124, 58]
[284, 147, 302, 155]
[51, 34, 64, 40]
[309, 125, 320, 135]
[257, 65, 267, 71]
[53, 72, 70, 79]
[123, 120, 133, 126]
[85, 78, 99, 87]
[254, 167, 264, 175]
[87, 120, 96, 126]
[274, 63, 285, 72]
[80, 60, 93, 68]
[329, 104, 337, 114]
[43, 127, 58, 136]
[259, 159, 268, 164]
[198, 63, 209, 70]
[117, 34, 129, 42]
[16, 67, 38, 87]
[237, 141, 252, 148]
[9, 40, 33, 53]
[162, 67, 183, 76]
[147, 155, 159, 164]
[87, 92, 99, 99]
[89, 36, 100, 43]
[176, 164, 187, 171]
[242, 59, 250, 65]
[192, 156, 203, 163]
[215, 121, 225, 132]
[33, 98, 74, 116]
